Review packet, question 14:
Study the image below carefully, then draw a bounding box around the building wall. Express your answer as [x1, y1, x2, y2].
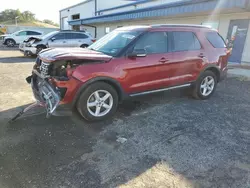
[60, 0, 95, 30]
[98, 0, 183, 15]
[94, 12, 250, 63]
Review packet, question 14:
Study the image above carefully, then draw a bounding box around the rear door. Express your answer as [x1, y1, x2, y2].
[72, 33, 91, 47]
[164, 31, 205, 86]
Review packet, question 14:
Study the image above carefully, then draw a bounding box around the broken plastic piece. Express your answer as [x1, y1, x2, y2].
[8, 101, 43, 123]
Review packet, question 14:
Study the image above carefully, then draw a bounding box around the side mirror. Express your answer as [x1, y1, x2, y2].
[128, 49, 147, 58]
[50, 37, 56, 41]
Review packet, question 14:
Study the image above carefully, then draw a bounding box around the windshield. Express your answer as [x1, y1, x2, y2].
[42, 31, 58, 40]
[88, 30, 142, 56]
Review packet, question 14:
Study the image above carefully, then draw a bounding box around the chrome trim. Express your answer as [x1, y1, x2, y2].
[129, 83, 191, 97]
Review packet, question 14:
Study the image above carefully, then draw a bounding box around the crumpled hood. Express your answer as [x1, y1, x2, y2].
[38, 48, 112, 62]
[24, 36, 42, 43]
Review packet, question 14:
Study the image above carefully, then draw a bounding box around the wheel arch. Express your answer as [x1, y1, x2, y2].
[203, 65, 221, 82]
[80, 44, 89, 48]
[72, 76, 128, 107]
[4, 38, 16, 45]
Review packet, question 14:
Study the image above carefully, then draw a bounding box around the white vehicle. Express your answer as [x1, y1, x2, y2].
[19, 30, 95, 56]
[3, 30, 43, 47]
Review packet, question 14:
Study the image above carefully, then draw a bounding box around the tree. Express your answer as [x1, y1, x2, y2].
[43, 19, 59, 27]
[0, 9, 35, 23]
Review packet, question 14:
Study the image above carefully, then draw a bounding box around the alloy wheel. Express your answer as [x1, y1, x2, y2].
[87, 90, 113, 117]
[200, 76, 215, 96]
[7, 40, 14, 47]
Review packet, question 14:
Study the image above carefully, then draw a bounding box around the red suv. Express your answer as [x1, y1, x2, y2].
[27, 24, 229, 121]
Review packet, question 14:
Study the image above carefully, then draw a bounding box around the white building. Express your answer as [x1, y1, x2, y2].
[60, 0, 250, 64]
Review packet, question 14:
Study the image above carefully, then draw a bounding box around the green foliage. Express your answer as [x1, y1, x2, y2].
[0, 9, 58, 26]
[43, 19, 59, 27]
[0, 9, 35, 23]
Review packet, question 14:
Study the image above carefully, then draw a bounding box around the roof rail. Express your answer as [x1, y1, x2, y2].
[151, 24, 212, 29]
[60, 30, 86, 32]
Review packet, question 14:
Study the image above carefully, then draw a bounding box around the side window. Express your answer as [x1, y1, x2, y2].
[27, 31, 42, 35]
[17, 31, 27, 36]
[206, 32, 226, 48]
[72, 33, 88, 39]
[53, 33, 66, 40]
[172, 31, 201, 52]
[64, 33, 73, 39]
[134, 32, 168, 54]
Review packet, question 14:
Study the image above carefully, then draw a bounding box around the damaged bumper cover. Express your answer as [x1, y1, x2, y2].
[27, 70, 61, 117]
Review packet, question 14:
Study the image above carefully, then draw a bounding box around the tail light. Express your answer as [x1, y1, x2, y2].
[91, 39, 96, 43]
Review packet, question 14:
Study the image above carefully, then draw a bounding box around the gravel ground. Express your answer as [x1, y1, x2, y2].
[0, 49, 249, 188]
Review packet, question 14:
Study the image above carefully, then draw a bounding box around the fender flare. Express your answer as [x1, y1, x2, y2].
[4, 38, 16, 45]
[72, 76, 128, 106]
[199, 64, 221, 82]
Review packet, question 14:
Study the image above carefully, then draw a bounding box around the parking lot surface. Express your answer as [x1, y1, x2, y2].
[0, 49, 250, 188]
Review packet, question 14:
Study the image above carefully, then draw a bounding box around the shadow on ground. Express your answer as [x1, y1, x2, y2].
[0, 79, 250, 188]
[0, 56, 35, 63]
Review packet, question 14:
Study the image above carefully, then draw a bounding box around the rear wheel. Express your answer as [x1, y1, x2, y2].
[192, 70, 217, 100]
[76, 82, 118, 121]
[80, 44, 89, 48]
[6, 39, 16, 47]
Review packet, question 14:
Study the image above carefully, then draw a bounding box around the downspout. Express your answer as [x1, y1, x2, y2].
[95, 0, 97, 16]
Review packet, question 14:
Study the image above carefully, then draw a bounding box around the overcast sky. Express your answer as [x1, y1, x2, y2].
[0, 0, 83, 23]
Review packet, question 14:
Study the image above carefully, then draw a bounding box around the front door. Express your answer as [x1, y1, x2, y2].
[227, 19, 249, 63]
[48, 33, 67, 48]
[121, 31, 169, 94]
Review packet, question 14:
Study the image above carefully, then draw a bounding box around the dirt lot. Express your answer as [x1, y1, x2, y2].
[0, 49, 250, 188]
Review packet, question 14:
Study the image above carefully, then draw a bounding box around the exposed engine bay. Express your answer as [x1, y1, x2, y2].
[35, 58, 103, 80]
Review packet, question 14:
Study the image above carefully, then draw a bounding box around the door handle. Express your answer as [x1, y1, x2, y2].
[159, 57, 168, 63]
[63, 41, 66, 43]
[198, 53, 205, 58]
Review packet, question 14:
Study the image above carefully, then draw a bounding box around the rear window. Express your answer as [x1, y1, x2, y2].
[206, 32, 226, 48]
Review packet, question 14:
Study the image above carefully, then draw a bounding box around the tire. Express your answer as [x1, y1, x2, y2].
[76, 82, 119, 121]
[6, 39, 16, 47]
[37, 46, 45, 54]
[80, 44, 89, 48]
[192, 70, 217, 100]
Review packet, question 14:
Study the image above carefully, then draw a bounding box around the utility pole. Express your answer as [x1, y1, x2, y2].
[15, 16, 19, 26]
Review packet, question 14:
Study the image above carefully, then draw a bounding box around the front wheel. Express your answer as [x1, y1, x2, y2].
[192, 70, 217, 100]
[6, 39, 16, 47]
[76, 82, 118, 121]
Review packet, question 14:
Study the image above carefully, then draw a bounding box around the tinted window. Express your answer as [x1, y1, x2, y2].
[17, 31, 27, 36]
[134, 32, 168, 54]
[72, 33, 88, 39]
[53, 33, 65, 40]
[27, 31, 42, 35]
[172, 31, 201, 51]
[64, 33, 73, 39]
[206, 32, 226, 48]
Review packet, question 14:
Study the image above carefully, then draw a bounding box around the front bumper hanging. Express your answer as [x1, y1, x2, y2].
[29, 70, 61, 117]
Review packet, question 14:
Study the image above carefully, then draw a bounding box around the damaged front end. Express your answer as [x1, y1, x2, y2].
[27, 57, 77, 117]
[25, 48, 112, 119]
[27, 61, 61, 117]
